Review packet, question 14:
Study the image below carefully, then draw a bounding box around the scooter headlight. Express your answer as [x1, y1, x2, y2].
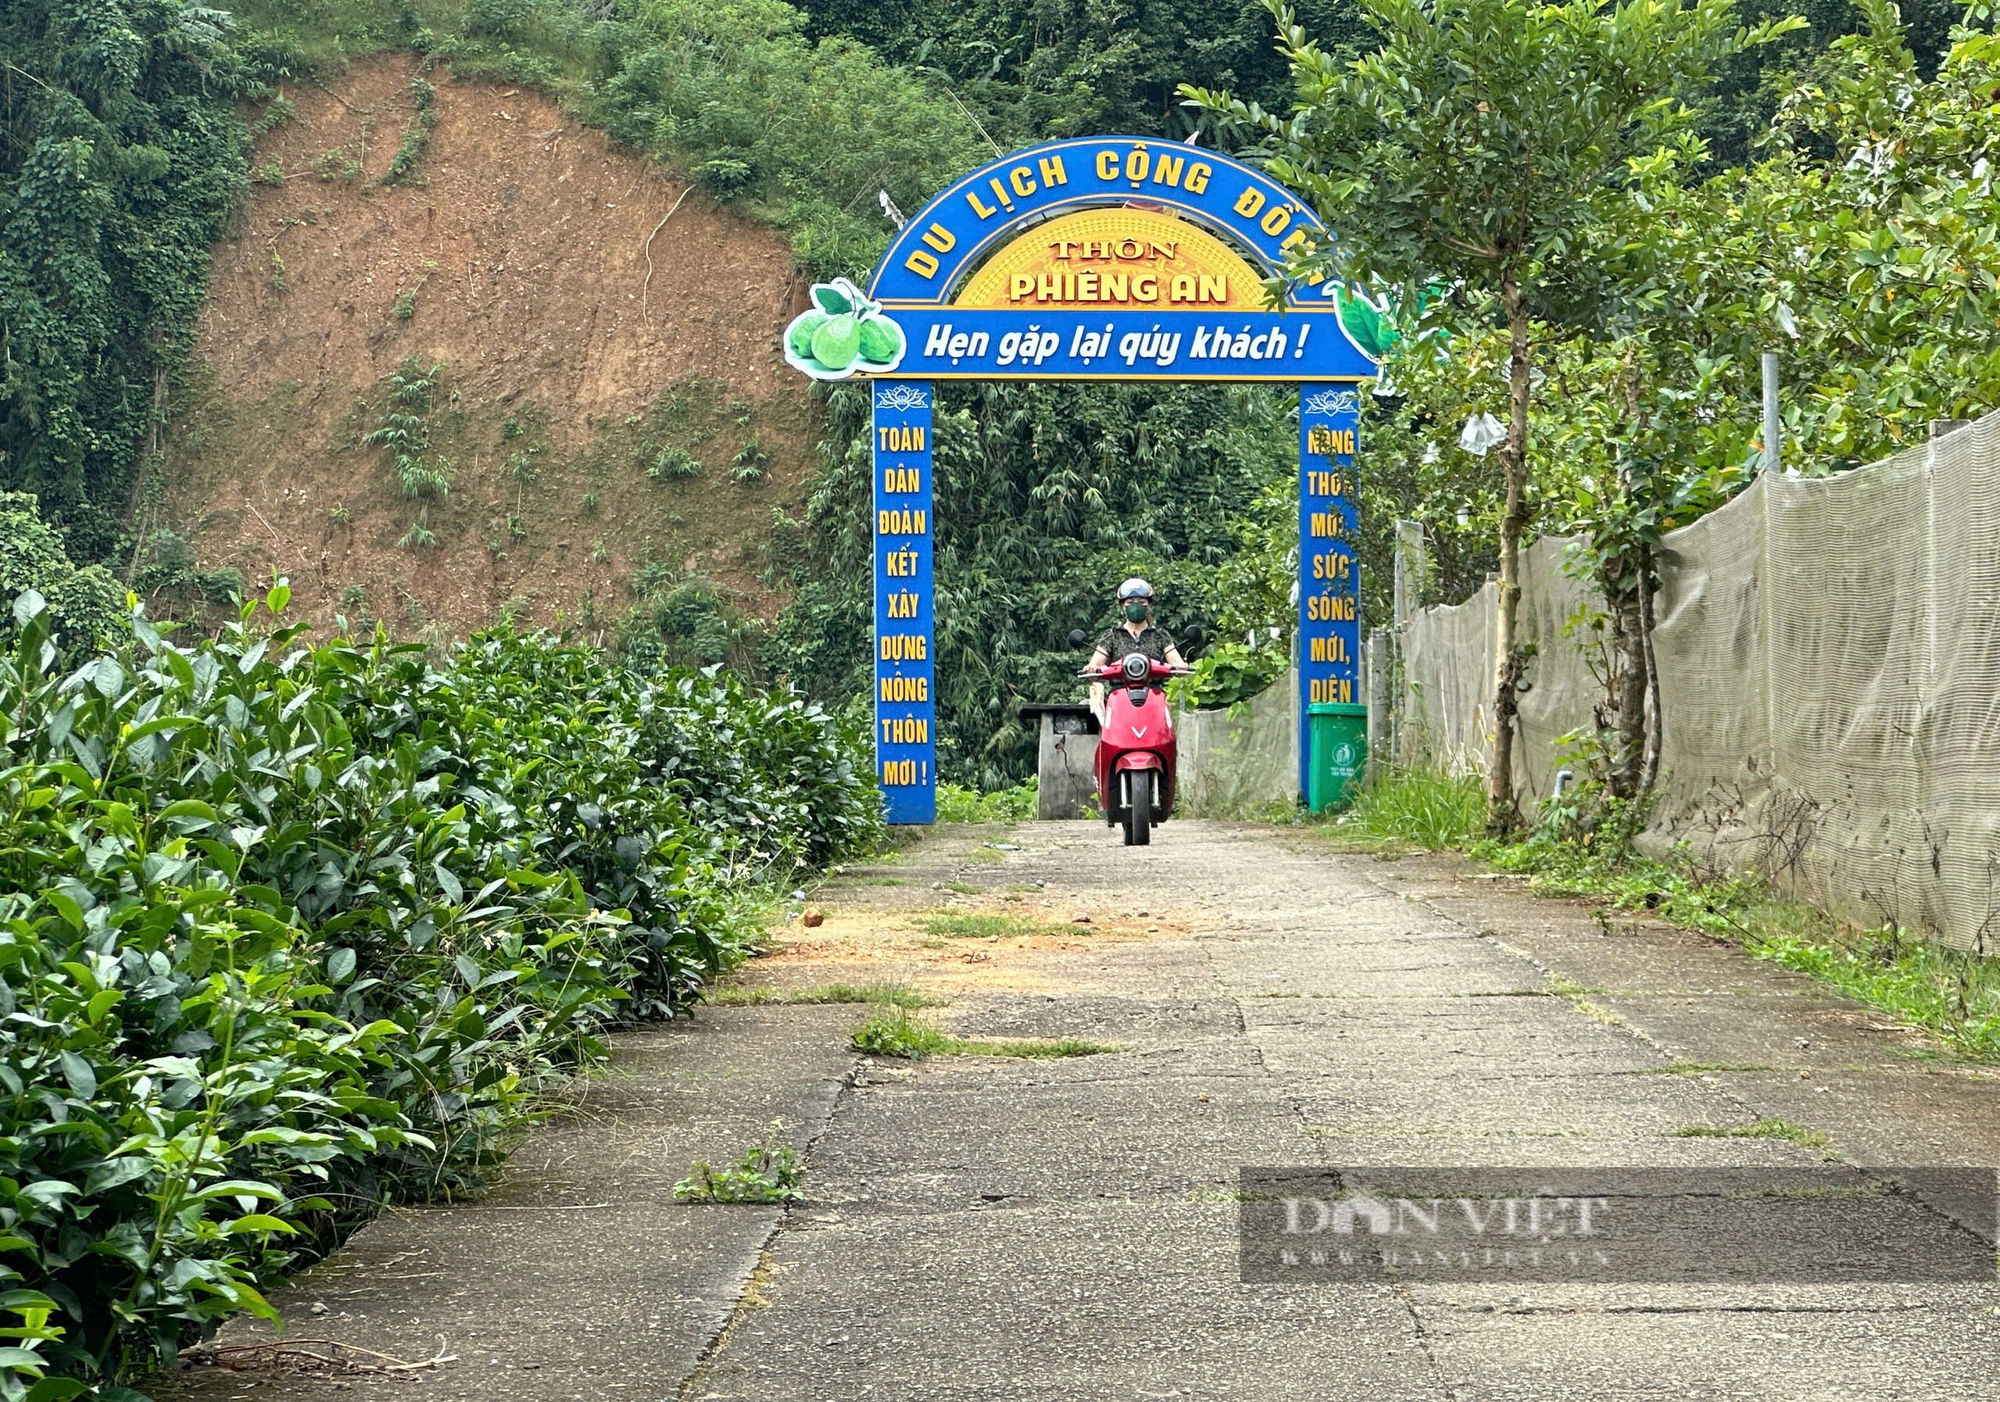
[1121, 653, 1150, 682]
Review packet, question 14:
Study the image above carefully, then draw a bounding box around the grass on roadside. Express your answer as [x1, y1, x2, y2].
[1547, 973, 1623, 1025]
[1315, 769, 1486, 850]
[705, 981, 942, 1009]
[1483, 829, 2000, 1061]
[1336, 770, 2000, 1062]
[851, 1006, 1116, 1060]
[915, 912, 1075, 940]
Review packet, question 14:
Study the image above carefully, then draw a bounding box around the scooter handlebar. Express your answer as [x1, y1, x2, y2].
[1075, 662, 1195, 680]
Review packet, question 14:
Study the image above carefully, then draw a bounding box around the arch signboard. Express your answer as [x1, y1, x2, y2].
[785, 136, 1378, 822]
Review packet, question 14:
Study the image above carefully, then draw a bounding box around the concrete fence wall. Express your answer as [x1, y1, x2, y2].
[1174, 667, 1299, 818]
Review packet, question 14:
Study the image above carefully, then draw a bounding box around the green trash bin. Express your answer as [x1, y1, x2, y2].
[1308, 701, 1368, 813]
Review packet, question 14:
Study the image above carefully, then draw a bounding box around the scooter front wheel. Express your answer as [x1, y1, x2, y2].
[1123, 770, 1152, 846]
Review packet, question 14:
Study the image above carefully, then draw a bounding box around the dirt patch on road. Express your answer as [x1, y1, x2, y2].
[738, 902, 1189, 994]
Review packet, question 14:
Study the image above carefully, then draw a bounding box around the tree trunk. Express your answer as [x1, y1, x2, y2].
[1486, 267, 1533, 835]
[1609, 572, 1646, 800]
[1639, 542, 1663, 796]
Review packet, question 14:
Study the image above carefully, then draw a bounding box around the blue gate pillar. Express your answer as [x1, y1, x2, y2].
[872, 380, 937, 823]
[1297, 387, 1362, 799]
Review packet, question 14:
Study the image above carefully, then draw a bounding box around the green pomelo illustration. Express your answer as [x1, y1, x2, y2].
[1335, 288, 1396, 360]
[788, 311, 828, 359]
[812, 314, 861, 371]
[857, 317, 903, 364]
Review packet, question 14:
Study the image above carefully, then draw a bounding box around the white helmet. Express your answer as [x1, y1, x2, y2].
[1117, 578, 1154, 601]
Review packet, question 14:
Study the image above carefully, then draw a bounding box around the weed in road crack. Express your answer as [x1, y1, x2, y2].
[852, 1007, 1115, 1060]
[1548, 974, 1624, 1025]
[707, 981, 942, 1008]
[1675, 1119, 1830, 1147]
[917, 912, 1073, 940]
[674, 1121, 805, 1203]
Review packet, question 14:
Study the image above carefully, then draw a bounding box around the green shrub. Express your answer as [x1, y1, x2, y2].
[646, 447, 702, 482]
[934, 779, 1037, 822]
[620, 570, 762, 671]
[365, 358, 452, 500]
[0, 584, 881, 1394]
[1168, 638, 1288, 711]
[129, 528, 244, 607]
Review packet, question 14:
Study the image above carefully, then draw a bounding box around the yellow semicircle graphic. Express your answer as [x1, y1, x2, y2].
[952, 207, 1268, 312]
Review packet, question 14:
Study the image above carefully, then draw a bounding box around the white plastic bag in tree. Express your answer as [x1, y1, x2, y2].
[1459, 412, 1505, 457]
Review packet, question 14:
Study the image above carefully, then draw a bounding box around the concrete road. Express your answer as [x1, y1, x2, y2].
[157, 821, 2000, 1401]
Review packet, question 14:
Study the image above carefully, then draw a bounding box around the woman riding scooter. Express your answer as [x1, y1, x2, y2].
[1079, 579, 1192, 845]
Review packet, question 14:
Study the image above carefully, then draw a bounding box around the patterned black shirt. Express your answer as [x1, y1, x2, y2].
[1095, 624, 1177, 666]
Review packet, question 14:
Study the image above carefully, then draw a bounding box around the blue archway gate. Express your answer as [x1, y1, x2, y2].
[784, 137, 1378, 823]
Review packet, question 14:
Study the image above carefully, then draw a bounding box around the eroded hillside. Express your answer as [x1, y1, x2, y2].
[154, 56, 816, 641]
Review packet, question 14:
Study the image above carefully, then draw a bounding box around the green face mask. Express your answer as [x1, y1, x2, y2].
[1122, 600, 1150, 623]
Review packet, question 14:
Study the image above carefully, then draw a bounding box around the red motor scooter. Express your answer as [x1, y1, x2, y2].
[1070, 629, 1201, 846]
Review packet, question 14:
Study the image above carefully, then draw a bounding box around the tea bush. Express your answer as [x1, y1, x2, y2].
[0, 585, 880, 1396]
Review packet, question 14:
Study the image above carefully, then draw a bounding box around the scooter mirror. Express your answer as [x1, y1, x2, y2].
[1067, 629, 1088, 648]
[1182, 625, 1207, 648]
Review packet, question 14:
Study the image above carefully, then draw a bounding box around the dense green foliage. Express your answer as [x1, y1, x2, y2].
[1185, 0, 2000, 825]
[796, 0, 1373, 141]
[1197, 0, 1791, 826]
[1240, 0, 2000, 549]
[0, 0, 251, 560]
[0, 584, 877, 1394]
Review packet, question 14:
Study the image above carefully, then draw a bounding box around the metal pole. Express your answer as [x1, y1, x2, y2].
[1390, 520, 1417, 768]
[1761, 351, 1780, 475]
[1366, 627, 1389, 782]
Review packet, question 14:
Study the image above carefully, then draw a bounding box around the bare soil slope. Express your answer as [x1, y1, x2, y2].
[156, 57, 816, 639]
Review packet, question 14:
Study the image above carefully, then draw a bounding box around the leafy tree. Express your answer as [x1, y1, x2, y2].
[1624, 0, 2000, 469]
[1189, 0, 1795, 829]
[1696, 0, 1964, 166]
